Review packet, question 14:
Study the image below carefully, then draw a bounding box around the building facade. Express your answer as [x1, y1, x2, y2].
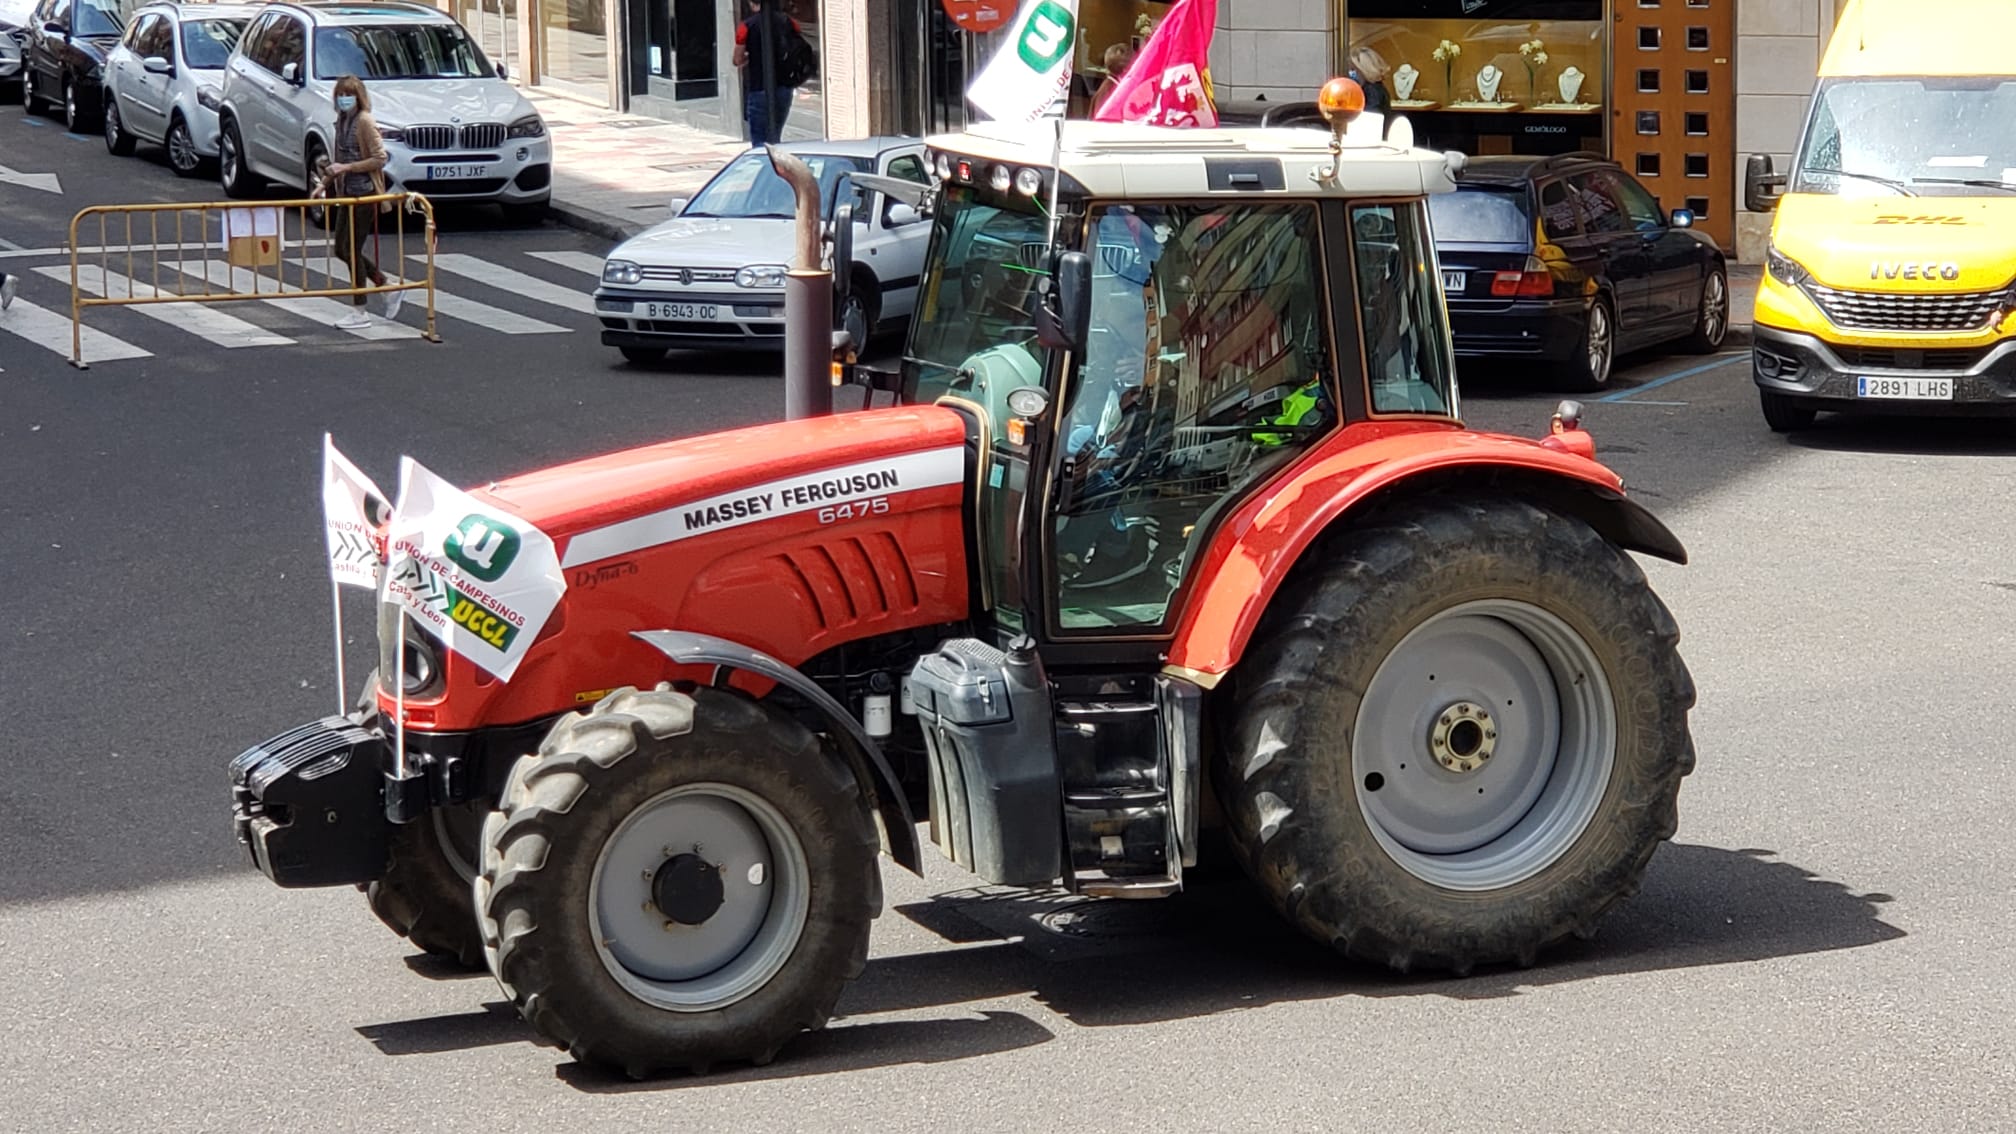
[828, 0, 1848, 261]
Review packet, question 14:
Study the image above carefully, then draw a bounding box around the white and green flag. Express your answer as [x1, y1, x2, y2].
[322, 434, 391, 590]
[966, 0, 1079, 124]
[379, 456, 566, 683]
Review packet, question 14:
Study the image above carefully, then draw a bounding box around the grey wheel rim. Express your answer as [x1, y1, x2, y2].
[841, 296, 869, 348]
[1702, 272, 1727, 344]
[1587, 305, 1612, 384]
[1352, 599, 1617, 891]
[64, 81, 76, 129]
[589, 782, 810, 1012]
[168, 122, 197, 171]
[221, 130, 239, 185]
[104, 102, 119, 148]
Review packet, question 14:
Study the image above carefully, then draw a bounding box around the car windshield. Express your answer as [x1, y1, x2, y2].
[74, 0, 123, 36]
[1428, 185, 1533, 244]
[313, 23, 494, 81]
[1793, 76, 2016, 196]
[681, 151, 872, 221]
[180, 18, 244, 69]
[901, 184, 1052, 406]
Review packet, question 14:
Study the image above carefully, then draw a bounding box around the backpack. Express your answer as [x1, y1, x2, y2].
[777, 21, 818, 88]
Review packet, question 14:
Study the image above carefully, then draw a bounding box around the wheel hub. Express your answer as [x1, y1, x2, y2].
[652, 852, 726, 926]
[1428, 700, 1498, 774]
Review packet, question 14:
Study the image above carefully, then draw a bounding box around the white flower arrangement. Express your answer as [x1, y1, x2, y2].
[1431, 39, 1461, 96]
[1519, 38, 1549, 99]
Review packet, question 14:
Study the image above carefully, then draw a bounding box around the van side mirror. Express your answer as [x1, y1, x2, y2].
[1034, 251, 1092, 354]
[885, 203, 921, 227]
[280, 61, 301, 84]
[1745, 153, 1787, 212]
[143, 56, 174, 76]
[667, 195, 689, 216]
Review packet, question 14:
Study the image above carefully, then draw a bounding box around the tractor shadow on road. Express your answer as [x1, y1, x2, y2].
[860, 841, 1901, 1020]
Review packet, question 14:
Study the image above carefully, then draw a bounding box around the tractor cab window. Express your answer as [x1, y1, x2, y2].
[1049, 201, 1336, 633]
[903, 183, 1052, 421]
[1350, 202, 1456, 416]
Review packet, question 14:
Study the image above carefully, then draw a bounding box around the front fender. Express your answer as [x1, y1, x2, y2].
[1165, 426, 1685, 680]
[631, 629, 923, 875]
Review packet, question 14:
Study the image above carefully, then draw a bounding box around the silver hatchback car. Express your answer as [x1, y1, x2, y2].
[103, 2, 257, 176]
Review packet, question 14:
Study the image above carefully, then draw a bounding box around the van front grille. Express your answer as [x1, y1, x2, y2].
[1806, 282, 2006, 332]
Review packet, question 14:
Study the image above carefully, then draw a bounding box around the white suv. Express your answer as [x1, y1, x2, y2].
[214, 0, 549, 220]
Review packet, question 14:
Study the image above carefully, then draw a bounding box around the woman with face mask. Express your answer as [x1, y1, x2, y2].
[321, 74, 401, 330]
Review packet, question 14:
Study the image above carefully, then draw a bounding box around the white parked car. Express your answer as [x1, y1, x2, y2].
[214, 0, 549, 220]
[0, 0, 33, 100]
[103, 2, 256, 177]
[595, 138, 932, 362]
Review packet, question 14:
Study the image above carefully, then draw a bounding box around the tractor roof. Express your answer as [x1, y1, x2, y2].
[925, 118, 1460, 200]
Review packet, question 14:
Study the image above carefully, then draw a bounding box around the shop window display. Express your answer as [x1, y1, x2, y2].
[1345, 0, 1604, 157]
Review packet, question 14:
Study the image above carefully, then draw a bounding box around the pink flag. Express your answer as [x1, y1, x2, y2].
[1092, 0, 1219, 127]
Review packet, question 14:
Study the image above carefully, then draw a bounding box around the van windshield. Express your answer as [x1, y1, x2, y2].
[1793, 76, 2016, 196]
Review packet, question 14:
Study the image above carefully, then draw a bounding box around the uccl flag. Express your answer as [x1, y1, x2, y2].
[380, 456, 566, 682]
[966, 0, 1079, 123]
[1092, 0, 1218, 127]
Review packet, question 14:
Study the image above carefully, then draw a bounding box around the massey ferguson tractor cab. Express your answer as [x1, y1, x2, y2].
[230, 79, 1696, 1078]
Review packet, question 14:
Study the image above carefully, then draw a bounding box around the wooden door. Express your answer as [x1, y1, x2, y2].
[1610, 0, 1737, 250]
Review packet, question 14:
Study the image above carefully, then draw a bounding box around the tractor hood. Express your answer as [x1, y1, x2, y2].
[476, 404, 972, 569]
[1772, 193, 2016, 291]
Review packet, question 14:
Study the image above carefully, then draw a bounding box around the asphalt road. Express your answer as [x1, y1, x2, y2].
[6, 108, 2016, 1133]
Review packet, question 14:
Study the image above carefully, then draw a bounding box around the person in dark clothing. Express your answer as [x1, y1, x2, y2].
[1348, 44, 1392, 115]
[733, 0, 799, 145]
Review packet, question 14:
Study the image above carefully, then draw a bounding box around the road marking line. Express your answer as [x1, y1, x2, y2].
[424, 253, 595, 314]
[1597, 352, 1748, 403]
[0, 296, 153, 362]
[526, 250, 606, 277]
[282, 257, 569, 335]
[163, 261, 421, 341]
[35, 265, 294, 349]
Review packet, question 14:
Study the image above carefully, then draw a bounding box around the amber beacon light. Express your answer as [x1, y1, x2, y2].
[1318, 76, 1366, 126]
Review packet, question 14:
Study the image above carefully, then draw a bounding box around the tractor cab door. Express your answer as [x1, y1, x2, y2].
[1040, 199, 1353, 641]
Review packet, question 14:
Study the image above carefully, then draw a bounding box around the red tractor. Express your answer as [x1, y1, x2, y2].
[231, 88, 1695, 1078]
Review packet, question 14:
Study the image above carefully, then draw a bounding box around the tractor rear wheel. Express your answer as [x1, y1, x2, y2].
[477, 685, 880, 1077]
[1219, 497, 1695, 974]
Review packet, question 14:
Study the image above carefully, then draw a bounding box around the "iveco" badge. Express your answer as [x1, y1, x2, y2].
[1870, 262, 1962, 281]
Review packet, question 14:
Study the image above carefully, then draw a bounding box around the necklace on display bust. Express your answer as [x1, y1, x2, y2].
[1393, 63, 1419, 100]
[1476, 64, 1502, 102]
[1558, 66, 1585, 104]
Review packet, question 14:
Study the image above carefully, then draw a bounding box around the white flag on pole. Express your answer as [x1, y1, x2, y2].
[379, 457, 567, 683]
[966, 0, 1081, 124]
[322, 434, 390, 590]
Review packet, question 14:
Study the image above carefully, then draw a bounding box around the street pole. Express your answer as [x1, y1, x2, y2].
[767, 145, 832, 419]
[758, 0, 779, 144]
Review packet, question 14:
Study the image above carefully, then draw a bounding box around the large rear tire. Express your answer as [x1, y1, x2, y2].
[1218, 497, 1695, 974]
[478, 686, 881, 1077]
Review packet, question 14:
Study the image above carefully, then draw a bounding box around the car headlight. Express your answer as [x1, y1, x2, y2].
[1764, 242, 1810, 288]
[378, 125, 405, 142]
[197, 89, 220, 111]
[602, 259, 642, 285]
[507, 114, 545, 139]
[736, 264, 788, 289]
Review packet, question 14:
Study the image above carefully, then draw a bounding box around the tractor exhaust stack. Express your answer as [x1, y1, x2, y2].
[766, 144, 834, 421]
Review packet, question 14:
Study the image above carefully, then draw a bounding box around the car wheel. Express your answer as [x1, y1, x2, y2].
[219, 117, 261, 199]
[1682, 267, 1729, 354]
[63, 76, 98, 133]
[838, 276, 880, 352]
[104, 97, 135, 156]
[166, 113, 202, 177]
[23, 70, 47, 115]
[1759, 390, 1817, 434]
[1561, 297, 1615, 393]
[305, 140, 331, 229]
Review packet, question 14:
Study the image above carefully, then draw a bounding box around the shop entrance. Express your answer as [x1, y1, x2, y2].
[630, 0, 718, 102]
[1611, 0, 1735, 249]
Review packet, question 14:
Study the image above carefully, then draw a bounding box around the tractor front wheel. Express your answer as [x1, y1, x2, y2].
[366, 801, 488, 969]
[477, 686, 881, 1077]
[1219, 497, 1695, 973]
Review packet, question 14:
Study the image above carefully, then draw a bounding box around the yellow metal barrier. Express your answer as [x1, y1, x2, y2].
[65, 191, 440, 369]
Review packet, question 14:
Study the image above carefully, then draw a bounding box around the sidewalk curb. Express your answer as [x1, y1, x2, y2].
[545, 199, 647, 244]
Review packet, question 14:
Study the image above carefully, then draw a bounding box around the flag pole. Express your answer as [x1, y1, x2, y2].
[330, 580, 348, 716]
[1045, 112, 1064, 250]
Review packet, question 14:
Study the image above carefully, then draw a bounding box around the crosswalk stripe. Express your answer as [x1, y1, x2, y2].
[282, 257, 569, 335]
[163, 261, 422, 341]
[427, 253, 595, 315]
[526, 250, 607, 278]
[36, 265, 295, 349]
[0, 296, 153, 363]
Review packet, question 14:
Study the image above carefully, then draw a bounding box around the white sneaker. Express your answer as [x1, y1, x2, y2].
[335, 309, 372, 330]
[0, 274, 15, 312]
[380, 287, 404, 321]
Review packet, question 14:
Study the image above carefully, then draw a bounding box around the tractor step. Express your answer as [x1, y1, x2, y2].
[1079, 875, 1183, 899]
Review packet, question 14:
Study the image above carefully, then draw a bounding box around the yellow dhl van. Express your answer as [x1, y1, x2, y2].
[1744, 0, 2016, 432]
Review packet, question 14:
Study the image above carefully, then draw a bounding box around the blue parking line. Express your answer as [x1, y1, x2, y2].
[1598, 352, 1749, 403]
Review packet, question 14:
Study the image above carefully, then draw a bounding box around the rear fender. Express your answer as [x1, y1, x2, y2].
[631, 629, 923, 875]
[1164, 431, 1686, 680]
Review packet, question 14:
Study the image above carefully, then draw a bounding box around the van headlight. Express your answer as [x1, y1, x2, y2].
[507, 114, 545, 139]
[736, 264, 788, 289]
[1764, 242, 1810, 288]
[602, 259, 642, 285]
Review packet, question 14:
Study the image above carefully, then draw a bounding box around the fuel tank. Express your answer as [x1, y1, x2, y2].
[379, 405, 974, 731]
